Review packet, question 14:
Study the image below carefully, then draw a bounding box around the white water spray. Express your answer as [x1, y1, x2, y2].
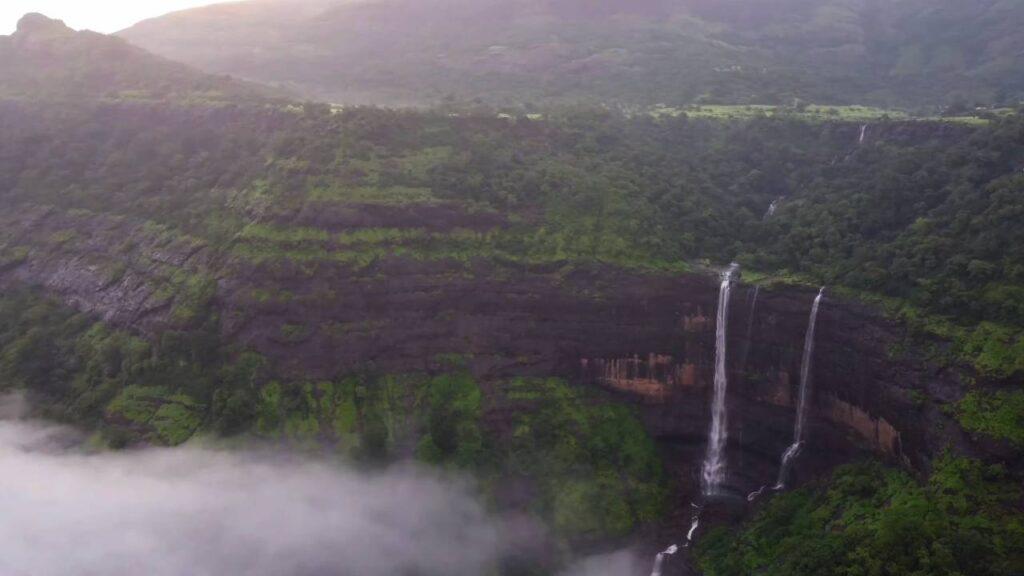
[701, 264, 738, 496]
[649, 544, 678, 576]
[763, 199, 779, 220]
[775, 287, 825, 489]
[681, 502, 702, 549]
[858, 124, 867, 145]
[746, 485, 767, 502]
[686, 516, 700, 541]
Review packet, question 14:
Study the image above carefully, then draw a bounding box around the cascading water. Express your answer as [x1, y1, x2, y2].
[746, 485, 767, 502]
[686, 513, 700, 542]
[858, 124, 868, 144]
[700, 264, 738, 496]
[774, 287, 825, 489]
[763, 199, 779, 220]
[649, 544, 678, 576]
[680, 502, 702, 549]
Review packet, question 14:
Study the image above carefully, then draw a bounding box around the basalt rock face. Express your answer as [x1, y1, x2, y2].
[577, 282, 972, 506]
[0, 205, 213, 334]
[0, 203, 985, 511]
[217, 252, 992, 519]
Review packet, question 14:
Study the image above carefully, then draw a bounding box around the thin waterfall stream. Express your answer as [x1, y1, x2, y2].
[648, 544, 678, 576]
[700, 263, 738, 496]
[774, 287, 825, 489]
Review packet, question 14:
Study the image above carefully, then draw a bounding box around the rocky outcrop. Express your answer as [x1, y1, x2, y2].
[0, 205, 212, 334]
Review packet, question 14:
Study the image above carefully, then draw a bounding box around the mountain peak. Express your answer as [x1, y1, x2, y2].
[1, 12, 276, 104]
[15, 13, 73, 37]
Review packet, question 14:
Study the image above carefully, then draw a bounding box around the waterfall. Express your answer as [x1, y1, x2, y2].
[682, 502, 702, 548]
[700, 264, 738, 496]
[746, 485, 767, 502]
[649, 544, 678, 576]
[763, 199, 779, 220]
[775, 287, 825, 489]
[858, 124, 867, 144]
[686, 515, 700, 541]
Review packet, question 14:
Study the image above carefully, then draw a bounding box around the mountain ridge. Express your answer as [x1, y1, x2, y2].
[0, 12, 278, 103]
[119, 0, 1024, 108]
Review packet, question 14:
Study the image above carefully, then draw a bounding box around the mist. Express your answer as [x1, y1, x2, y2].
[0, 395, 508, 576]
[0, 394, 651, 576]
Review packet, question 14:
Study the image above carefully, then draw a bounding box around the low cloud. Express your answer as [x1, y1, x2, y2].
[562, 549, 650, 576]
[0, 396, 506, 576]
[0, 394, 661, 576]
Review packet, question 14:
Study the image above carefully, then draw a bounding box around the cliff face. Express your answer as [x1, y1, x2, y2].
[0, 200, 991, 515]
[578, 283, 973, 501]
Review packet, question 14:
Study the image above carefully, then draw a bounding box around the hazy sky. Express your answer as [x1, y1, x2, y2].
[1, 1, 223, 35]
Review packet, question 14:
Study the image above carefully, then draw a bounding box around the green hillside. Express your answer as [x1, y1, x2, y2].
[120, 0, 1024, 108]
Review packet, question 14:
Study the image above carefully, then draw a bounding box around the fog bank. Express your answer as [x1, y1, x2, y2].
[0, 393, 654, 576]
[0, 401, 503, 576]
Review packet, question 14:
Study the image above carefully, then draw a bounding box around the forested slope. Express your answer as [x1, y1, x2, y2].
[120, 0, 1024, 108]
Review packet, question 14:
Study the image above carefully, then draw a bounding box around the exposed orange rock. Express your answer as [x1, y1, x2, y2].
[824, 394, 902, 456]
[681, 313, 711, 333]
[582, 354, 702, 400]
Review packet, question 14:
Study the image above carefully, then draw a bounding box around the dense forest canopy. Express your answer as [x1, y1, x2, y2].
[120, 0, 1024, 108]
[2, 95, 1022, 370]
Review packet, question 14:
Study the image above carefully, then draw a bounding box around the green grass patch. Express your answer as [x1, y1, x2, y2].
[308, 185, 438, 205]
[233, 223, 689, 273]
[647, 103, 996, 125]
[651, 104, 910, 122]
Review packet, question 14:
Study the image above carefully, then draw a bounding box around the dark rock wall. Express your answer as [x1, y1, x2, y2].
[0, 203, 985, 503]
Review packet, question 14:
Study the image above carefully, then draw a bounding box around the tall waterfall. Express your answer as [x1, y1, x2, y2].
[775, 287, 825, 489]
[701, 264, 738, 496]
[763, 199, 779, 220]
[649, 544, 678, 576]
[858, 124, 867, 145]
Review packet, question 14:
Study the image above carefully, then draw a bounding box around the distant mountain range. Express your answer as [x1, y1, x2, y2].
[117, 0, 1024, 109]
[0, 13, 273, 103]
